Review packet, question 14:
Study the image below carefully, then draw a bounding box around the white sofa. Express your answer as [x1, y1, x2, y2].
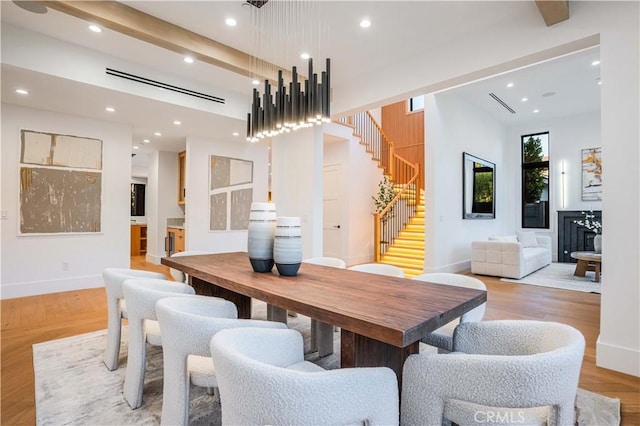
[471, 233, 552, 279]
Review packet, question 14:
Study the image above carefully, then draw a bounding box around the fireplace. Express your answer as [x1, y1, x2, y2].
[557, 210, 602, 263]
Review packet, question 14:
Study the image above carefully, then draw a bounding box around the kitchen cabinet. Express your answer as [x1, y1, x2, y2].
[131, 224, 147, 256]
[167, 227, 185, 254]
[178, 151, 186, 205]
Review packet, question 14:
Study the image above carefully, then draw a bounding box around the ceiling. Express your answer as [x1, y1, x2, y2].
[1, 1, 600, 166]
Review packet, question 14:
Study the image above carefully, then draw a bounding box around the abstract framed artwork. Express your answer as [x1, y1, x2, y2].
[581, 147, 602, 201]
[209, 155, 253, 231]
[19, 130, 103, 235]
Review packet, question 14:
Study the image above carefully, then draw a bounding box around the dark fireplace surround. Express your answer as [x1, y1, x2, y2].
[557, 210, 602, 263]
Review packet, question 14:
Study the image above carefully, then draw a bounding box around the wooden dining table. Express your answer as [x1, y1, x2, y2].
[161, 252, 487, 386]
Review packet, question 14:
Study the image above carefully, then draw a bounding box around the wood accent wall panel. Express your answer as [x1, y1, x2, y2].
[381, 101, 425, 189]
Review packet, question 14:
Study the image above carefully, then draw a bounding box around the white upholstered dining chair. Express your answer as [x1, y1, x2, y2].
[168, 250, 211, 283]
[102, 267, 168, 371]
[401, 320, 585, 426]
[411, 272, 486, 353]
[121, 278, 195, 409]
[348, 263, 405, 278]
[155, 296, 288, 426]
[210, 327, 399, 425]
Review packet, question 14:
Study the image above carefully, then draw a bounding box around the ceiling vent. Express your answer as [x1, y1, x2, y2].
[489, 92, 516, 114]
[106, 68, 225, 104]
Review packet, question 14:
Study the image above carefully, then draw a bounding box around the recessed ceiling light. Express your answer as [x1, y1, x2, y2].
[184, 56, 194, 64]
[105, 107, 115, 112]
[598, 80, 602, 85]
[15, 89, 29, 95]
[506, 83, 514, 88]
[143, 139, 150, 143]
[591, 60, 601, 66]
[533, 109, 540, 113]
[252, 79, 260, 86]
[521, 97, 528, 102]
[360, 19, 371, 28]
[133, 145, 140, 150]
[300, 52, 310, 60]
[89, 25, 102, 33]
[233, 132, 239, 136]
[225, 18, 237, 26]
[173, 120, 182, 125]
[154, 132, 162, 136]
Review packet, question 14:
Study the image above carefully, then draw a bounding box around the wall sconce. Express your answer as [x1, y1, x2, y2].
[560, 160, 567, 209]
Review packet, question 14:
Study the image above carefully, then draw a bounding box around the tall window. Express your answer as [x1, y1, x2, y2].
[408, 95, 424, 112]
[521, 132, 549, 229]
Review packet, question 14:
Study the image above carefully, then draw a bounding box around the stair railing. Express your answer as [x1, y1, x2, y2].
[340, 112, 420, 261]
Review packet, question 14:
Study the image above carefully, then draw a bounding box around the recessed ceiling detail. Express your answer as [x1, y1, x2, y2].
[488, 93, 516, 114]
[106, 68, 225, 104]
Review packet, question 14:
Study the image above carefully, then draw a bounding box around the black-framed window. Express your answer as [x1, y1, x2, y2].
[131, 183, 146, 216]
[521, 132, 549, 229]
[407, 95, 424, 112]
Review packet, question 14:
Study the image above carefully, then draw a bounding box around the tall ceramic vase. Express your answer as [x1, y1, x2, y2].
[247, 202, 277, 272]
[273, 217, 302, 276]
[594, 234, 602, 254]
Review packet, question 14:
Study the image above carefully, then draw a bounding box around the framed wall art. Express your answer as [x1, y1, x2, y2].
[19, 130, 103, 235]
[209, 155, 253, 231]
[581, 147, 602, 201]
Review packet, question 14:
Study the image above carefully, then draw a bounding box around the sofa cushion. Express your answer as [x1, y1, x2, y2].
[517, 230, 539, 248]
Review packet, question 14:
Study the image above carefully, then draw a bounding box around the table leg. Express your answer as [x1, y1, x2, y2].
[190, 276, 252, 318]
[266, 304, 288, 323]
[574, 260, 588, 277]
[341, 329, 419, 391]
[594, 262, 601, 283]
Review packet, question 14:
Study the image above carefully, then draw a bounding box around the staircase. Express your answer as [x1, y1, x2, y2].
[339, 112, 425, 277]
[379, 190, 425, 278]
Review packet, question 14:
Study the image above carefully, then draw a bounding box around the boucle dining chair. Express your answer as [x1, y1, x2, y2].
[411, 273, 486, 353]
[102, 267, 168, 371]
[155, 296, 288, 426]
[122, 278, 195, 409]
[303, 256, 347, 356]
[401, 320, 585, 426]
[210, 327, 399, 425]
[348, 262, 405, 278]
[168, 250, 211, 283]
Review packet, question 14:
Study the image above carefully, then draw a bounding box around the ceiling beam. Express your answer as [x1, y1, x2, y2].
[40, 1, 285, 82]
[535, 0, 570, 26]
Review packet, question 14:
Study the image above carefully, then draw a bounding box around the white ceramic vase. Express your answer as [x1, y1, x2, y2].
[247, 202, 277, 272]
[594, 234, 602, 254]
[273, 216, 302, 276]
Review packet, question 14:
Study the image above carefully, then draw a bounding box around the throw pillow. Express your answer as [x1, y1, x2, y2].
[488, 236, 504, 241]
[517, 230, 539, 248]
[503, 235, 518, 243]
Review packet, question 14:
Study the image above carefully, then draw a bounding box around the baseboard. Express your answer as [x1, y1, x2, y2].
[345, 254, 374, 267]
[145, 253, 162, 265]
[0, 274, 103, 299]
[596, 336, 640, 377]
[423, 259, 471, 274]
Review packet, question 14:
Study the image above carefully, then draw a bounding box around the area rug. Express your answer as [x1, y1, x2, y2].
[34, 302, 618, 425]
[501, 262, 602, 293]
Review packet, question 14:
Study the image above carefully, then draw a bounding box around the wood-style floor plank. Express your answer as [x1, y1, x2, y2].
[1, 257, 638, 424]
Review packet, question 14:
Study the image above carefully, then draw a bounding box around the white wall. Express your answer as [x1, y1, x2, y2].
[596, 7, 640, 377]
[323, 122, 383, 266]
[271, 127, 323, 259]
[146, 151, 184, 264]
[1, 104, 132, 298]
[506, 111, 602, 260]
[424, 92, 507, 272]
[185, 137, 269, 253]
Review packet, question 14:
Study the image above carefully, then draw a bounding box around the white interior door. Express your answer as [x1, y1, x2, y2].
[323, 164, 343, 259]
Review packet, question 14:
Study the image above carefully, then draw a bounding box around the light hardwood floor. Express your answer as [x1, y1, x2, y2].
[1, 256, 638, 424]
